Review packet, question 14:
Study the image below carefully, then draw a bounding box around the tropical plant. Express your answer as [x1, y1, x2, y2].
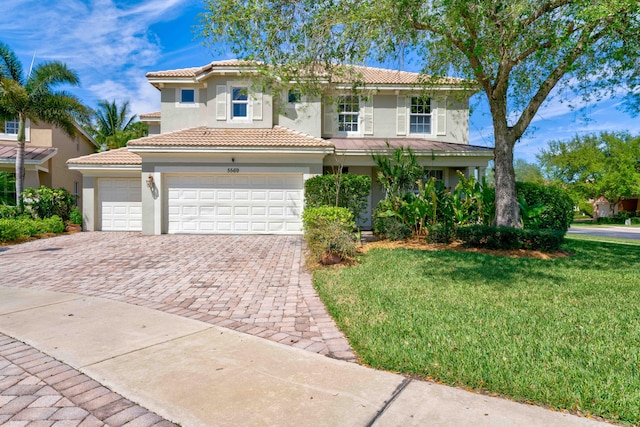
[371, 145, 424, 204]
[0, 171, 16, 205]
[89, 100, 147, 149]
[0, 41, 89, 204]
[21, 186, 75, 221]
[200, 0, 640, 229]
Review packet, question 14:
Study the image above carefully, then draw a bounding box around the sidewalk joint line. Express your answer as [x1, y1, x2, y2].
[0, 295, 86, 316]
[365, 377, 412, 427]
[80, 326, 216, 368]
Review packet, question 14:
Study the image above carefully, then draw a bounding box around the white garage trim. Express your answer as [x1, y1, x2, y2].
[165, 174, 303, 234]
[98, 178, 142, 231]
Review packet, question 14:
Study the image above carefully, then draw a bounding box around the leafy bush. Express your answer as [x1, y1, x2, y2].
[373, 199, 412, 240]
[577, 200, 594, 218]
[304, 174, 370, 222]
[69, 207, 82, 225]
[0, 215, 65, 242]
[425, 224, 455, 244]
[302, 206, 357, 263]
[456, 225, 564, 252]
[516, 182, 573, 232]
[0, 204, 21, 219]
[22, 186, 75, 221]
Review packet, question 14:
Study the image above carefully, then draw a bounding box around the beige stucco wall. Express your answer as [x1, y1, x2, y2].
[276, 95, 322, 137]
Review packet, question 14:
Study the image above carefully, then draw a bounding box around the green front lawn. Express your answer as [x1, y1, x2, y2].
[314, 239, 640, 425]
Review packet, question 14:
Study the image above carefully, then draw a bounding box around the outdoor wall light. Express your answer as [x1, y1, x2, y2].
[146, 175, 154, 190]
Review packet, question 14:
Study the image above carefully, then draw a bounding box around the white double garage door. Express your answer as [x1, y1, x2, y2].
[98, 174, 303, 234]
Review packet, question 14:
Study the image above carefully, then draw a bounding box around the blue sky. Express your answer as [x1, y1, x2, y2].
[2, 0, 638, 163]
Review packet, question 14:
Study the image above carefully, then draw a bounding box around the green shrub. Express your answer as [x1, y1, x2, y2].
[302, 206, 357, 263]
[425, 223, 455, 244]
[0, 215, 65, 242]
[0, 204, 20, 219]
[577, 200, 594, 218]
[516, 182, 573, 232]
[456, 225, 564, 252]
[69, 207, 82, 225]
[22, 186, 75, 221]
[302, 206, 354, 230]
[373, 199, 412, 240]
[304, 174, 370, 222]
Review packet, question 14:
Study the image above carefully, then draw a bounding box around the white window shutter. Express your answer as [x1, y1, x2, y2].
[396, 96, 407, 136]
[323, 98, 336, 135]
[363, 97, 374, 135]
[252, 92, 263, 120]
[436, 98, 447, 136]
[216, 85, 227, 120]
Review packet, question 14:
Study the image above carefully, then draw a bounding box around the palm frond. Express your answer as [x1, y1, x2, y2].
[0, 41, 24, 84]
[25, 61, 80, 95]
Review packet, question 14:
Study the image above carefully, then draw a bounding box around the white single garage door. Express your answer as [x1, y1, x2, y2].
[166, 174, 303, 234]
[98, 178, 142, 231]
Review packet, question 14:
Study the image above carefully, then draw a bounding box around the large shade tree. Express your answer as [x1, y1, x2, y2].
[200, 0, 640, 227]
[90, 100, 147, 150]
[0, 41, 88, 204]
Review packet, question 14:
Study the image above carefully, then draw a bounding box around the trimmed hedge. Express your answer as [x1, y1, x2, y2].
[302, 206, 357, 263]
[22, 186, 75, 221]
[0, 216, 65, 242]
[304, 174, 370, 222]
[516, 182, 574, 232]
[456, 225, 564, 252]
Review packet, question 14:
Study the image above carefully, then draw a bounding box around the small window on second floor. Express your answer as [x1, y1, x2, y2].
[410, 97, 432, 134]
[180, 89, 195, 104]
[231, 87, 249, 118]
[337, 96, 359, 133]
[288, 89, 301, 104]
[4, 120, 19, 135]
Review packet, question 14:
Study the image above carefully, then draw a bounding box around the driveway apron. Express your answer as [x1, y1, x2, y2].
[0, 232, 354, 361]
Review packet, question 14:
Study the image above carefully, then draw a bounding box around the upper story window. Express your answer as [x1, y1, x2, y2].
[337, 96, 359, 133]
[410, 97, 431, 134]
[288, 89, 301, 104]
[176, 88, 198, 108]
[4, 120, 19, 135]
[231, 87, 249, 118]
[180, 89, 195, 103]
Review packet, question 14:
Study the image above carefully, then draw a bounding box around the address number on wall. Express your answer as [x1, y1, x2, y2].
[227, 168, 240, 173]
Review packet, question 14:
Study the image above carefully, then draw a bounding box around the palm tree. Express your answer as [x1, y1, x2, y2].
[0, 41, 88, 205]
[92, 100, 147, 149]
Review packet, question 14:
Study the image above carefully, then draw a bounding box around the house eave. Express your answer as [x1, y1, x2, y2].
[67, 164, 142, 172]
[127, 146, 334, 155]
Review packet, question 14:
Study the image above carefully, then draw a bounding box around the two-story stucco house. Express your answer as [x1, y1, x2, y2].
[68, 60, 493, 234]
[1, 119, 98, 207]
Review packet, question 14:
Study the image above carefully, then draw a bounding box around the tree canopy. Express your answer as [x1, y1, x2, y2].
[0, 41, 89, 204]
[200, 0, 640, 227]
[88, 100, 147, 150]
[538, 132, 640, 205]
[514, 159, 545, 184]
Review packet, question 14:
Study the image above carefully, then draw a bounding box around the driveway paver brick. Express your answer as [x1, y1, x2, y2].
[0, 232, 354, 360]
[0, 333, 176, 427]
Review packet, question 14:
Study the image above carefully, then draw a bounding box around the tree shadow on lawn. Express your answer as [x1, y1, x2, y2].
[409, 239, 640, 289]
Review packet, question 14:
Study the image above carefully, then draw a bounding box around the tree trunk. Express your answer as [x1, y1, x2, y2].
[15, 115, 26, 205]
[493, 127, 520, 227]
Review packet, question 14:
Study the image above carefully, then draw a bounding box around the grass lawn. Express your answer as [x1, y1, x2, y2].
[314, 239, 640, 425]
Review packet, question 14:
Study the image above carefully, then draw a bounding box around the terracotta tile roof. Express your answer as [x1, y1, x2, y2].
[146, 60, 256, 78]
[145, 60, 463, 86]
[127, 126, 332, 148]
[328, 138, 494, 154]
[67, 147, 141, 165]
[139, 111, 160, 119]
[0, 144, 57, 164]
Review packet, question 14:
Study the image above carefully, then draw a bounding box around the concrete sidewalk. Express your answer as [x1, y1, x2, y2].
[0, 286, 607, 427]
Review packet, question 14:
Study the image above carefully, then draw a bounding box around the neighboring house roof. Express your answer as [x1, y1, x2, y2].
[127, 126, 332, 148]
[146, 60, 466, 87]
[67, 147, 141, 166]
[0, 144, 58, 165]
[329, 138, 494, 156]
[139, 112, 161, 120]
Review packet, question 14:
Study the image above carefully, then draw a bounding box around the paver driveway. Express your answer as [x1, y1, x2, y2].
[0, 232, 354, 360]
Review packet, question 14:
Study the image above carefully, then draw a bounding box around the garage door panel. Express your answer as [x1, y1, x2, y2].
[166, 174, 302, 234]
[99, 178, 142, 232]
